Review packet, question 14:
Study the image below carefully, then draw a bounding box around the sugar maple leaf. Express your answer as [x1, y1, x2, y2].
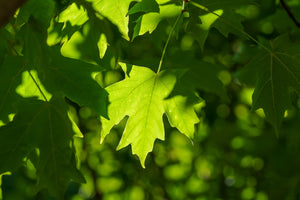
[238, 35, 300, 132]
[100, 64, 200, 167]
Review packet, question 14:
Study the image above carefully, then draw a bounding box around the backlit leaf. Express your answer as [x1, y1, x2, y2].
[128, 0, 160, 15]
[87, 0, 134, 39]
[188, 0, 255, 47]
[132, 3, 181, 40]
[101, 64, 200, 166]
[58, 3, 89, 26]
[42, 53, 108, 117]
[21, 21, 109, 117]
[16, 0, 55, 26]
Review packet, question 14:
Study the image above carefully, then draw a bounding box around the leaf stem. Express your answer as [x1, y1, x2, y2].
[189, 1, 272, 53]
[1, 34, 49, 102]
[157, 13, 182, 74]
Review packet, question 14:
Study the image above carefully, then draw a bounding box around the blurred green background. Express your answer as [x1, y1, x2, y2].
[2, 84, 300, 200]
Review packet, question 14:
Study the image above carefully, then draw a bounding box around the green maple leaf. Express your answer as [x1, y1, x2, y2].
[187, 9, 221, 50]
[16, 0, 55, 26]
[87, 0, 134, 39]
[132, 1, 181, 40]
[0, 97, 85, 199]
[188, 0, 255, 48]
[58, 3, 89, 26]
[171, 61, 229, 102]
[199, 0, 255, 36]
[128, 0, 160, 15]
[60, 19, 117, 63]
[58, 2, 122, 62]
[101, 64, 200, 166]
[16, 70, 52, 100]
[42, 52, 109, 117]
[238, 35, 300, 132]
[164, 53, 229, 101]
[20, 21, 108, 117]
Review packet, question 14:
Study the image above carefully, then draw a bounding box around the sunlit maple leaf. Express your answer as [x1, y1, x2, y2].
[100, 64, 200, 166]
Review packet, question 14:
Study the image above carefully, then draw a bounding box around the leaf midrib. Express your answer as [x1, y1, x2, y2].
[47, 106, 59, 190]
[142, 76, 158, 138]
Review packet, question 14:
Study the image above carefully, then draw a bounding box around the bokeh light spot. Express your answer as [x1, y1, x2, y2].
[217, 104, 231, 118]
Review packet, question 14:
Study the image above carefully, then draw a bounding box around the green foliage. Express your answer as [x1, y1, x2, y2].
[0, 57, 25, 122]
[238, 35, 300, 132]
[42, 54, 108, 116]
[1, 0, 300, 199]
[0, 97, 85, 199]
[86, 0, 134, 39]
[127, 0, 159, 15]
[133, 4, 181, 40]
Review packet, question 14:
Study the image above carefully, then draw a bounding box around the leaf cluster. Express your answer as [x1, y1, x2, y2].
[0, 0, 300, 199]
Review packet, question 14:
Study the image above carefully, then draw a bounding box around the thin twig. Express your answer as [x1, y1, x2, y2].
[280, 0, 300, 28]
[157, 13, 182, 74]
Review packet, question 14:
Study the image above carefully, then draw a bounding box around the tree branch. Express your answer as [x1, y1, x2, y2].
[0, 0, 29, 28]
[280, 0, 300, 28]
